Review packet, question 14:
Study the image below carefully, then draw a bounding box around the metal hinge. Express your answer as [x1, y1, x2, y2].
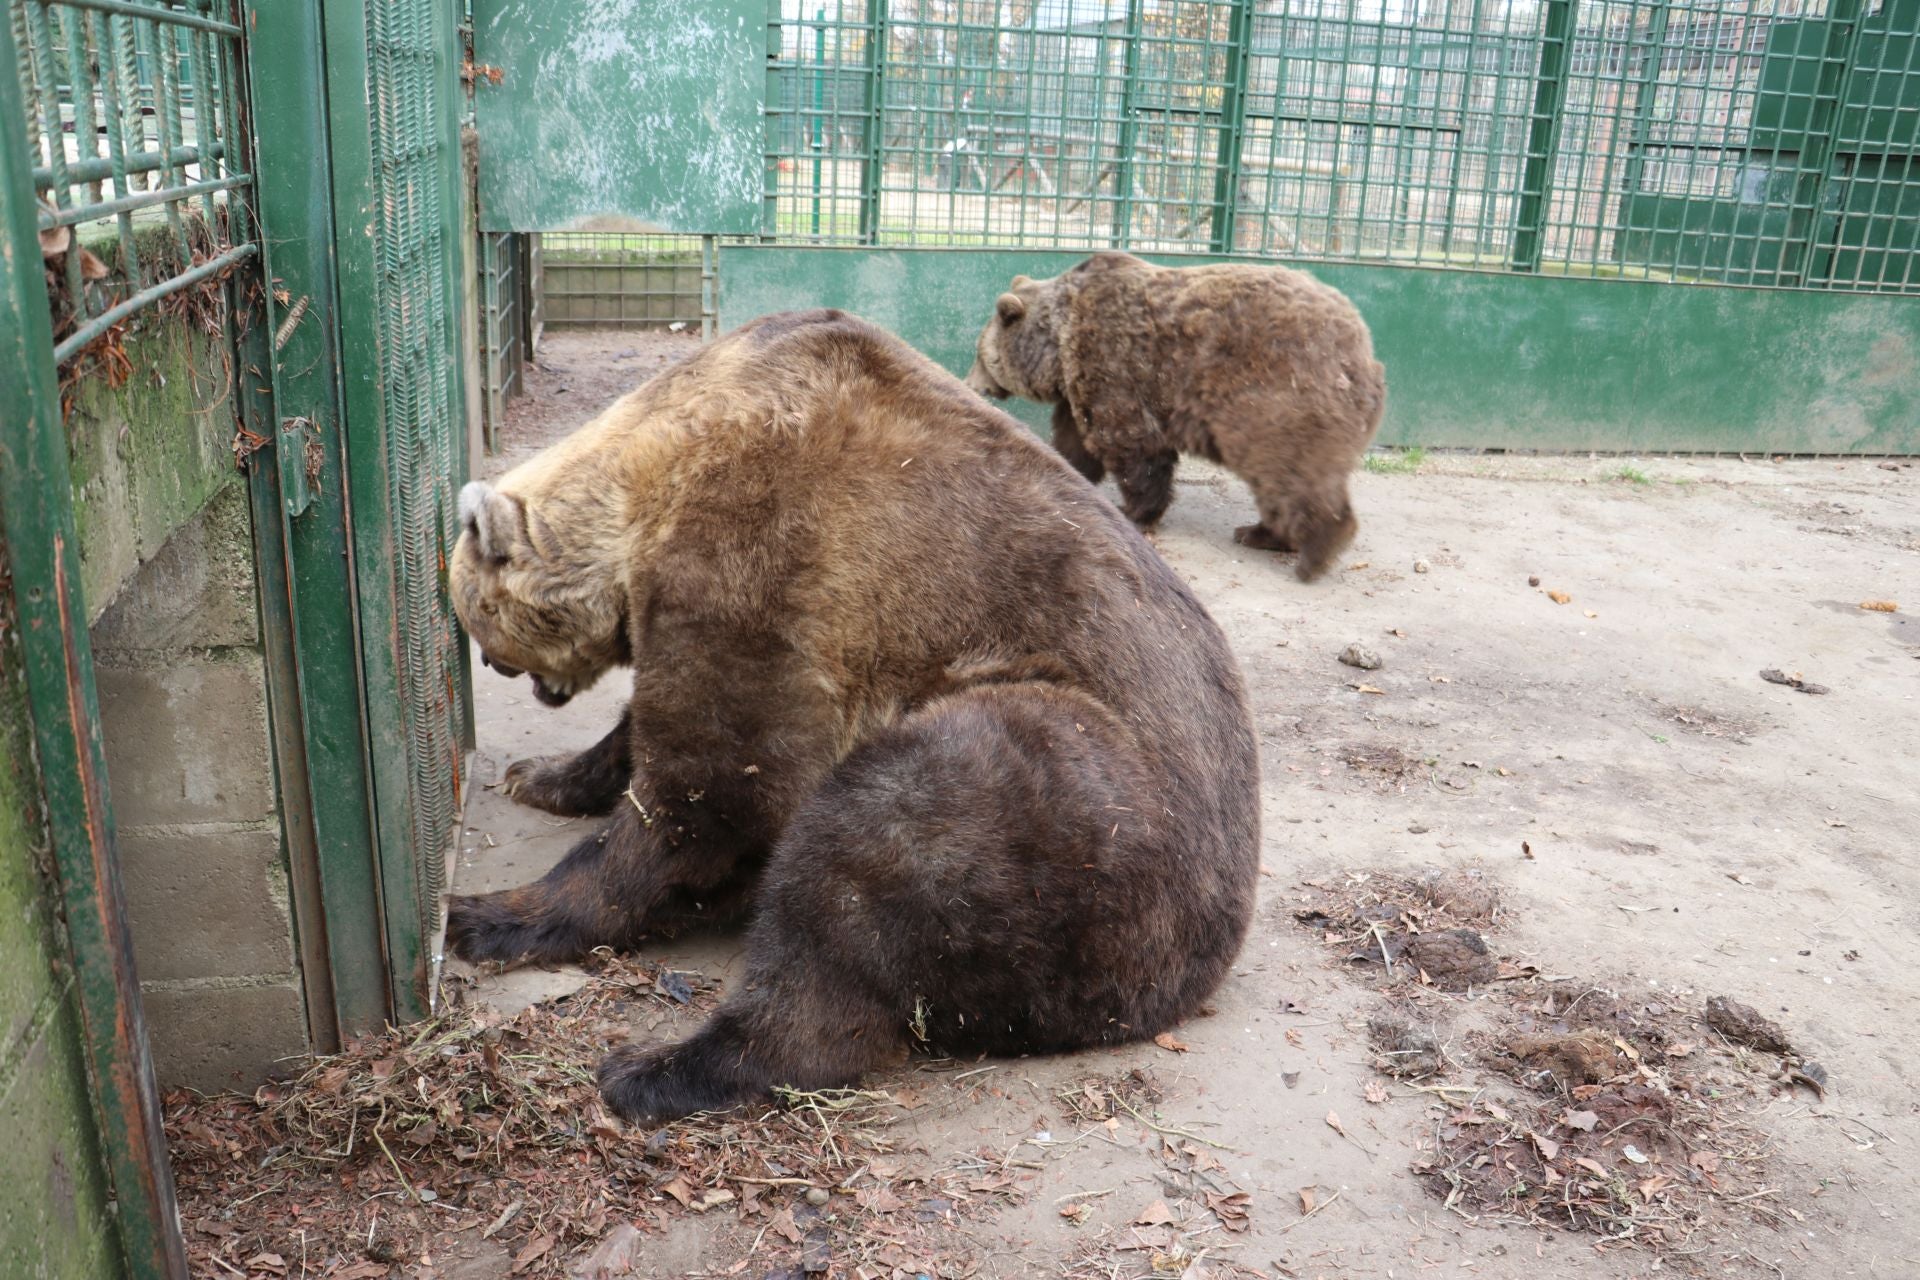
[461, 60, 503, 87]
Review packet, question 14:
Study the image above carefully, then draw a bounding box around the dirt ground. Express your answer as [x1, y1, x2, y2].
[422, 329, 1920, 1280]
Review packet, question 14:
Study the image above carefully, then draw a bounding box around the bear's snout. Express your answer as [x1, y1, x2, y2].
[964, 362, 1008, 399]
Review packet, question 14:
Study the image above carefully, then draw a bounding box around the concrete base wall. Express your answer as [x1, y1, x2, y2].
[89, 485, 308, 1090]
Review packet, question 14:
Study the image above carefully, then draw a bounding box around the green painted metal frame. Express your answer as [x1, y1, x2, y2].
[1207, 0, 1254, 255]
[718, 245, 1920, 455]
[239, 0, 396, 1042]
[1510, 0, 1578, 272]
[858, 0, 889, 244]
[320, 0, 475, 1022]
[1790, 0, 1870, 284]
[0, 17, 188, 1278]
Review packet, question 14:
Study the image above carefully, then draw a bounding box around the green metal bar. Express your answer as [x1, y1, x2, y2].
[86, 10, 142, 275]
[859, 0, 888, 243]
[240, 0, 393, 1041]
[1112, 0, 1145, 248]
[53, 241, 257, 364]
[701, 233, 716, 339]
[37, 172, 251, 229]
[0, 15, 188, 1277]
[1208, 0, 1255, 255]
[1510, 0, 1579, 272]
[1793, 0, 1870, 285]
[33, 141, 228, 190]
[34, 0, 243, 37]
[810, 7, 824, 239]
[1616, 0, 1672, 213]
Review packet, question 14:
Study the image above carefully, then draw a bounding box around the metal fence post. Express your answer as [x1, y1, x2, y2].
[1113, 0, 1146, 249]
[1208, 0, 1255, 255]
[860, 0, 889, 243]
[1510, 0, 1578, 272]
[1616, 0, 1672, 215]
[0, 16, 188, 1277]
[1792, 0, 1869, 285]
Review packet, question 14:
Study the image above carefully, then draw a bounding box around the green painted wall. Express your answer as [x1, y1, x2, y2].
[0, 547, 123, 1280]
[717, 246, 1920, 455]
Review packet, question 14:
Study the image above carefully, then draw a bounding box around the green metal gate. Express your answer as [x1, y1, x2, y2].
[3, 0, 476, 1267]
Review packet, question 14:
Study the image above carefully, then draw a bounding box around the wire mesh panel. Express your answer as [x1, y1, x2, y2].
[333, 0, 470, 971]
[12, 0, 259, 363]
[762, 0, 1920, 291]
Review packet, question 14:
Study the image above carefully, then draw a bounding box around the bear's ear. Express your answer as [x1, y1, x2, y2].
[458, 481, 521, 564]
[1010, 274, 1032, 288]
[996, 292, 1027, 324]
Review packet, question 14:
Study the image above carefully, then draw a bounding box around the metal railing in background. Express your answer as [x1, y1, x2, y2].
[763, 0, 1920, 293]
[15, 0, 257, 364]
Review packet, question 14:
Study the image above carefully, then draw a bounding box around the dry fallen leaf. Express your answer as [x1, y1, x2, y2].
[511, 1234, 555, 1273]
[1547, 590, 1572, 605]
[1690, 1151, 1722, 1174]
[661, 1176, 694, 1208]
[1349, 683, 1385, 695]
[1154, 1032, 1189, 1053]
[1325, 1111, 1348, 1137]
[1298, 1186, 1318, 1214]
[1563, 1109, 1599, 1132]
[1060, 1202, 1090, 1224]
[1205, 1190, 1251, 1231]
[1135, 1199, 1177, 1226]
[1861, 600, 1898, 613]
[1285, 1027, 1304, 1048]
[1522, 840, 1534, 860]
[1529, 1131, 1560, 1161]
[1364, 1081, 1390, 1105]
[1573, 1156, 1609, 1177]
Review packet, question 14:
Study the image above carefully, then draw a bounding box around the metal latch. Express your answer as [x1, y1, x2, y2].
[278, 417, 315, 518]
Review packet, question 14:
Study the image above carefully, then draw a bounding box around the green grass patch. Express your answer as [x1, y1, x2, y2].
[1363, 446, 1427, 475]
[1612, 464, 1652, 485]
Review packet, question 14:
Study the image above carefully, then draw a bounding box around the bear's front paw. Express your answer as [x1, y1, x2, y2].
[1232, 523, 1295, 553]
[598, 1043, 748, 1124]
[500, 756, 555, 804]
[443, 891, 558, 968]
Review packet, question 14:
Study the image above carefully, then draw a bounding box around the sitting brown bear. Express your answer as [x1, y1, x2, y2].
[964, 252, 1387, 581]
[445, 309, 1260, 1123]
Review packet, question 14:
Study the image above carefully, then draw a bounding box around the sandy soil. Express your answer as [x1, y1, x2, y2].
[445, 328, 1920, 1280]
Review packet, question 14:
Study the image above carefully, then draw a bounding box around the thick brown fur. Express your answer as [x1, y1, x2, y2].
[965, 252, 1387, 581]
[446, 310, 1260, 1124]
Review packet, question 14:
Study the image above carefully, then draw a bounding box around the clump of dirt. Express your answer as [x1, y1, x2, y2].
[1704, 995, 1794, 1055]
[1368, 1012, 1448, 1079]
[1291, 867, 1509, 991]
[1407, 927, 1499, 990]
[1497, 1028, 1623, 1089]
[165, 952, 1020, 1280]
[1055, 1067, 1166, 1125]
[1648, 696, 1764, 743]
[1340, 742, 1424, 787]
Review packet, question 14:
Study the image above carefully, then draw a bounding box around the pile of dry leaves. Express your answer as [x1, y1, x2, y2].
[165, 953, 1021, 1280]
[1289, 867, 1824, 1269]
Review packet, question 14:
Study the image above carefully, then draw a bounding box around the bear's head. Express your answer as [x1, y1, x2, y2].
[964, 273, 1064, 404]
[452, 480, 629, 708]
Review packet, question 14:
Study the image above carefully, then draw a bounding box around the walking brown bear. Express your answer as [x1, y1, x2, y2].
[445, 309, 1260, 1123]
[964, 251, 1387, 581]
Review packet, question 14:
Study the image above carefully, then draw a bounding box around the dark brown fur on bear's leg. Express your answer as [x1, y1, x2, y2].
[1049, 402, 1106, 485]
[500, 708, 634, 816]
[598, 681, 1242, 1124]
[446, 784, 760, 966]
[1116, 448, 1178, 527]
